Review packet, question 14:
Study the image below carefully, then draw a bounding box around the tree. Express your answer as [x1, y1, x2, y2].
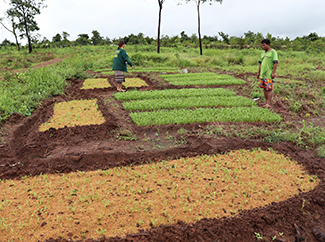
[6, 0, 47, 53]
[0, 15, 21, 51]
[180, 31, 190, 42]
[190, 33, 198, 44]
[244, 31, 256, 45]
[52, 33, 62, 43]
[157, 0, 166, 53]
[62, 31, 70, 44]
[91, 30, 103, 45]
[303, 32, 320, 42]
[218, 31, 229, 44]
[76, 34, 91, 46]
[182, 0, 222, 55]
[1, 38, 13, 47]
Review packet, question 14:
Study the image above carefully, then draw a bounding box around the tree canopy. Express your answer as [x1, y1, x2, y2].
[5, 0, 47, 53]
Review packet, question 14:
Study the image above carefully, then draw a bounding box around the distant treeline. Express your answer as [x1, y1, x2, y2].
[1, 30, 325, 53]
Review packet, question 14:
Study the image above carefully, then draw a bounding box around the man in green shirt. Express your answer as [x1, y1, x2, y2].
[257, 39, 278, 108]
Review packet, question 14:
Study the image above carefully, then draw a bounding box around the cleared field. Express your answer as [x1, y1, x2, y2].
[0, 149, 317, 241]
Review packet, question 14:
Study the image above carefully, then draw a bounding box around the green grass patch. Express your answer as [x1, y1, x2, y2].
[129, 67, 180, 73]
[0, 68, 67, 122]
[130, 107, 282, 126]
[101, 71, 115, 75]
[114, 88, 236, 101]
[123, 96, 256, 111]
[160, 73, 245, 86]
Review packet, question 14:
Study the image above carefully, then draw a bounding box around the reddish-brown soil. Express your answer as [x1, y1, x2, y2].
[1, 73, 325, 242]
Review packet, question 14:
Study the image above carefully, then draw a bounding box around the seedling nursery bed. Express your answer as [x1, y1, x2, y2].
[0, 72, 325, 242]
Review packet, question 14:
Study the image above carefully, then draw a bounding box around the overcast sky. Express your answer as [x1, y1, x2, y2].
[0, 0, 325, 44]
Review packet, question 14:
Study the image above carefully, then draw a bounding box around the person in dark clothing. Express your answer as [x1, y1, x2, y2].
[112, 41, 135, 92]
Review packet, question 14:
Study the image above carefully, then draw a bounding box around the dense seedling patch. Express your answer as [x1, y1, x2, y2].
[123, 96, 256, 111]
[124, 78, 148, 88]
[160, 73, 246, 86]
[101, 71, 115, 75]
[129, 67, 180, 73]
[94, 68, 112, 73]
[130, 107, 282, 126]
[115, 87, 281, 125]
[0, 149, 318, 241]
[114, 88, 236, 101]
[39, 99, 105, 131]
[81, 78, 111, 89]
[95, 67, 179, 75]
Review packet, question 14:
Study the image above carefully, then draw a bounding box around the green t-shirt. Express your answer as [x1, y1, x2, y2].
[259, 49, 278, 79]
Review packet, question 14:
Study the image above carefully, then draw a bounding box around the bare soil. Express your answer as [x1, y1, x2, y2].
[1, 73, 325, 242]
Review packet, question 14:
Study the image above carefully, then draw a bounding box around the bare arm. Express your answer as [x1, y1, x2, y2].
[257, 64, 261, 79]
[271, 62, 278, 79]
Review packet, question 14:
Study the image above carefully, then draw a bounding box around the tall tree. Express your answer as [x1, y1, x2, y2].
[76, 34, 91, 46]
[157, 0, 165, 53]
[62, 31, 70, 42]
[52, 33, 62, 43]
[6, 0, 47, 53]
[0, 16, 21, 51]
[91, 30, 103, 45]
[218, 31, 229, 44]
[182, 0, 222, 55]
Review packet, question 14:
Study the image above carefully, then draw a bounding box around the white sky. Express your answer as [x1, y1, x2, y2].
[0, 0, 325, 43]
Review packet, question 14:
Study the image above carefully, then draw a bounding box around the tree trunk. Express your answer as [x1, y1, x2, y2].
[22, 5, 32, 53]
[197, 1, 203, 55]
[157, 1, 163, 54]
[27, 35, 32, 53]
[0, 21, 20, 51]
[13, 31, 20, 51]
[23, 19, 32, 53]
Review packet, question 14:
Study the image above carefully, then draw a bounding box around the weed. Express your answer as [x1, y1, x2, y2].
[255, 232, 263, 241]
[117, 129, 137, 141]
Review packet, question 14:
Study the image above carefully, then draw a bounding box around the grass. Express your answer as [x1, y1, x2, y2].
[0, 68, 68, 122]
[0, 149, 318, 241]
[81, 78, 111, 89]
[39, 99, 106, 131]
[130, 107, 282, 126]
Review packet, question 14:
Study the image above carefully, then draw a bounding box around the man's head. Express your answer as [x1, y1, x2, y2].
[261, 39, 271, 51]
